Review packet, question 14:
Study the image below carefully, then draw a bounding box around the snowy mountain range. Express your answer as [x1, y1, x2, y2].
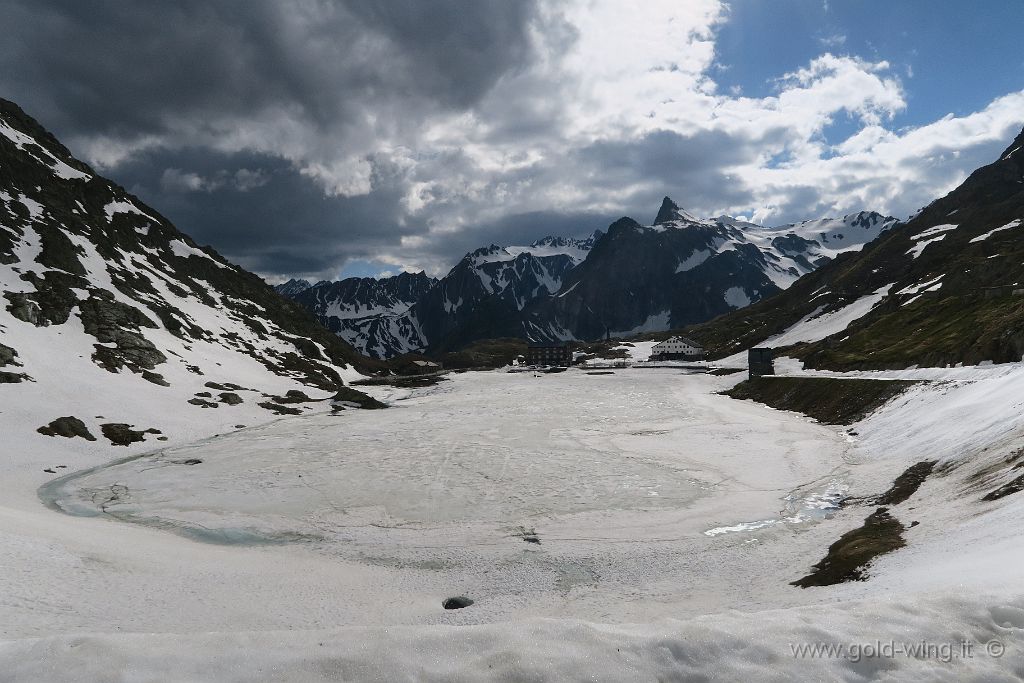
[280, 198, 896, 357]
[277, 233, 602, 357]
[688, 125, 1024, 370]
[0, 97, 377, 455]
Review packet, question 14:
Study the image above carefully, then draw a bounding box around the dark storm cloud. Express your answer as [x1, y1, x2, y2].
[0, 0, 538, 140]
[116, 147, 410, 277]
[117, 145, 620, 281]
[0, 0, 559, 277]
[4, 1, 995, 279]
[572, 129, 757, 217]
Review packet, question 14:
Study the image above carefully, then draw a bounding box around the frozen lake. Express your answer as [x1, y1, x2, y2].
[42, 369, 851, 624]
[15, 365, 1024, 680]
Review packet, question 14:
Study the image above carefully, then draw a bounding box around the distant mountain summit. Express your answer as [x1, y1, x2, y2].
[281, 198, 895, 357]
[281, 271, 435, 358]
[653, 196, 701, 225]
[522, 206, 898, 342]
[274, 278, 312, 297]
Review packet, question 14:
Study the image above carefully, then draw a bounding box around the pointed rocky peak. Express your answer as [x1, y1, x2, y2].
[999, 126, 1024, 161]
[394, 270, 436, 286]
[274, 278, 312, 296]
[653, 196, 705, 226]
[654, 197, 682, 225]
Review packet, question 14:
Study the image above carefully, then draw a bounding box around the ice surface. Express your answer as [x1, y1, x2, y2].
[7, 357, 1024, 679]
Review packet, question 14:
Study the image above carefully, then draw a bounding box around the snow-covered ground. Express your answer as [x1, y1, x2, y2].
[4, 367, 1024, 679]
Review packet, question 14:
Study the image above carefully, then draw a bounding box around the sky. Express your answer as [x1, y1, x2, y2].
[2, 0, 1023, 282]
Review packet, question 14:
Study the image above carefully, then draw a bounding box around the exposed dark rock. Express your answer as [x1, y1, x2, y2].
[0, 342, 19, 367]
[258, 401, 302, 416]
[442, 596, 474, 610]
[724, 377, 918, 425]
[78, 292, 167, 374]
[331, 386, 387, 410]
[3, 291, 41, 325]
[5, 270, 83, 327]
[100, 423, 160, 446]
[205, 381, 252, 391]
[792, 508, 906, 587]
[653, 196, 682, 225]
[141, 370, 169, 386]
[36, 416, 96, 441]
[218, 392, 243, 405]
[982, 474, 1024, 501]
[34, 223, 86, 275]
[0, 370, 30, 383]
[188, 397, 219, 408]
[875, 460, 937, 505]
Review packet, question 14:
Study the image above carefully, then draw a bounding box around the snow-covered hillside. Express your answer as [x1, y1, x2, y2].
[280, 271, 435, 358]
[0, 97, 376, 467]
[690, 125, 1024, 371]
[715, 210, 899, 288]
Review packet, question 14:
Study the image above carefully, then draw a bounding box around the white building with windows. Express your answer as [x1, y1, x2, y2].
[650, 336, 704, 360]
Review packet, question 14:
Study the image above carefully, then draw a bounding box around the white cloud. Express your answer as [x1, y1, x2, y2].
[819, 33, 847, 48]
[354, 1, 1024, 271]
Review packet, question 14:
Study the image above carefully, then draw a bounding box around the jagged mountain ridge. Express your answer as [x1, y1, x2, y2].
[283, 234, 600, 358]
[281, 271, 435, 359]
[0, 97, 378, 453]
[524, 200, 898, 342]
[685, 126, 1024, 370]
[275, 278, 312, 297]
[282, 199, 895, 357]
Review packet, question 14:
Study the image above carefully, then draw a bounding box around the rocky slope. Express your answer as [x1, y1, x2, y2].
[280, 271, 435, 358]
[685, 126, 1024, 370]
[0, 97, 378, 453]
[274, 278, 313, 297]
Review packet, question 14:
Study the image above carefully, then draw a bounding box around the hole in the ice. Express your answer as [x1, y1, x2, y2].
[443, 596, 474, 610]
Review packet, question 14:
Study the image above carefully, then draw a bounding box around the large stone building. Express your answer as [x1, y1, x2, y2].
[526, 343, 573, 366]
[650, 336, 704, 360]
